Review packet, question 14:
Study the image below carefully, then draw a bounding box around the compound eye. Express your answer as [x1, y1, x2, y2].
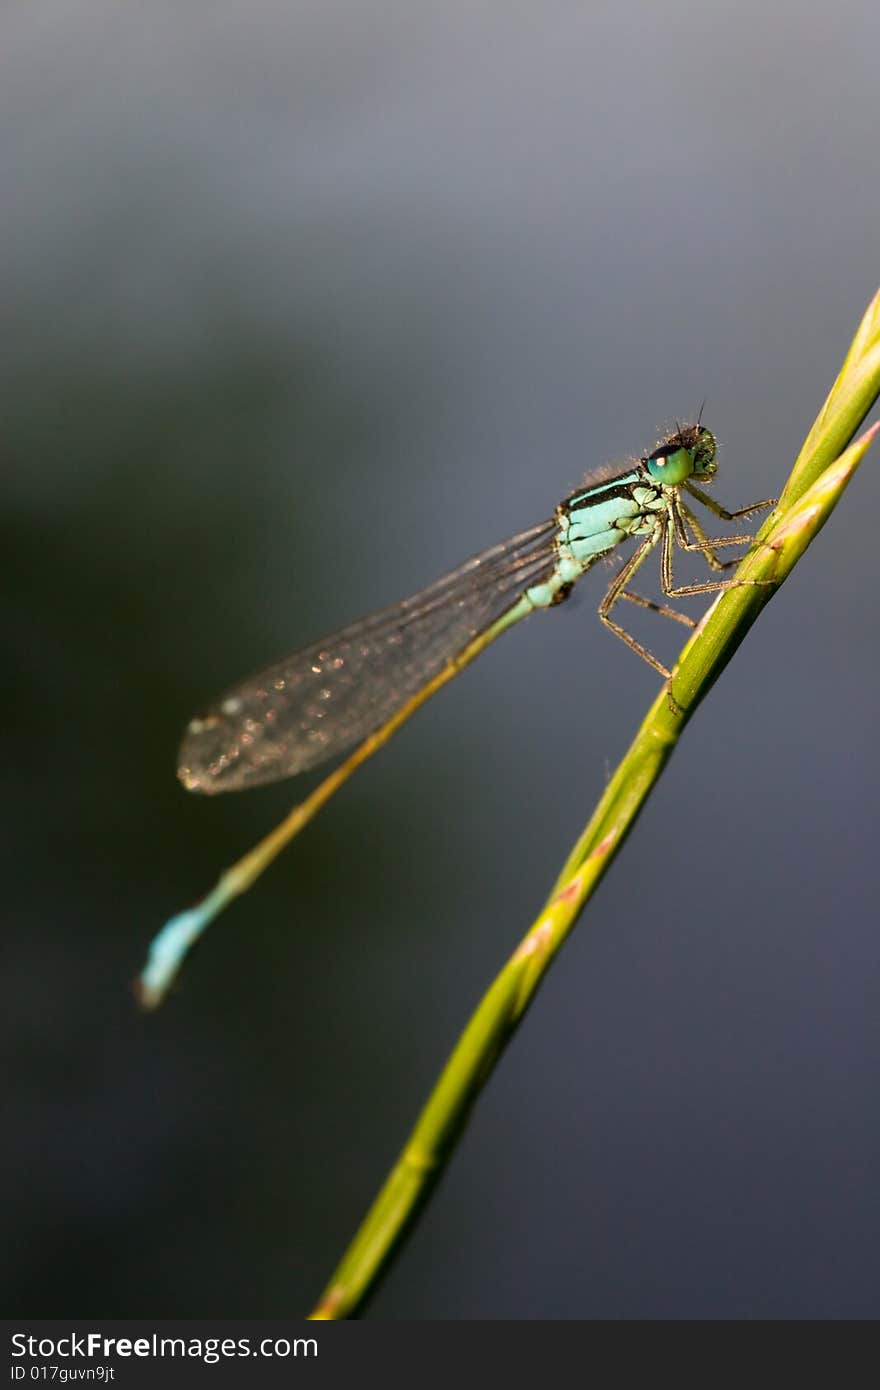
[645, 445, 694, 485]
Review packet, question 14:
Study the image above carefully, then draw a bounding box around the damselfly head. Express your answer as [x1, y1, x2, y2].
[643, 424, 717, 486]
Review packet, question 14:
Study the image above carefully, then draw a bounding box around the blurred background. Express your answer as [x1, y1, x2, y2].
[4, 1, 879, 1319]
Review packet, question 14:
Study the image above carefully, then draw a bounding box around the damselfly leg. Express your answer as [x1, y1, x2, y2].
[599, 492, 776, 678]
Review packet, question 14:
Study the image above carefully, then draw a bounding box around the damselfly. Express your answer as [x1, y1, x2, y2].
[139, 422, 773, 1005]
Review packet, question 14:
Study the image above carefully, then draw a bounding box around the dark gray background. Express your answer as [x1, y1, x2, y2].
[4, 2, 878, 1319]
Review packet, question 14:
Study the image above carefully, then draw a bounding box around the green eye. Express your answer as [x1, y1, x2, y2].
[645, 445, 694, 486]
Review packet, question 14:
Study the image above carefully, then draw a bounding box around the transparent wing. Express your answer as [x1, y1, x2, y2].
[179, 518, 559, 792]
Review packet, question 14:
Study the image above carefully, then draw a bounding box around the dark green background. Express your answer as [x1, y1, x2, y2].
[5, 2, 879, 1317]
